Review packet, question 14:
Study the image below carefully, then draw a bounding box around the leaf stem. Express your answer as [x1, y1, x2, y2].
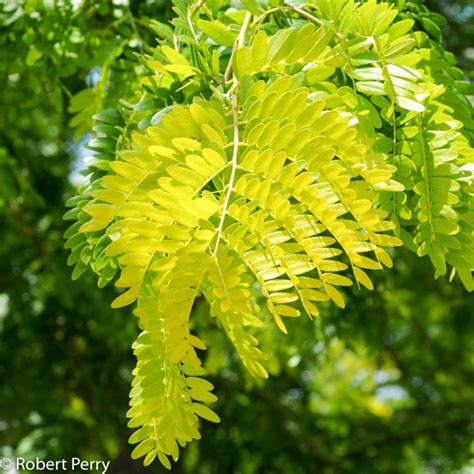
[252, 7, 286, 27]
[417, 117, 436, 241]
[223, 11, 253, 85]
[284, 3, 323, 26]
[212, 92, 240, 256]
[213, 11, 252, 255]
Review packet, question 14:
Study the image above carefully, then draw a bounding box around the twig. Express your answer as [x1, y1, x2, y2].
[223, 11, 253, 86]
[284, 3, 324, 26]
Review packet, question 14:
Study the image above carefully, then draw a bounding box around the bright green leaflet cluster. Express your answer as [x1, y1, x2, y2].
[64, 0, 474, 468]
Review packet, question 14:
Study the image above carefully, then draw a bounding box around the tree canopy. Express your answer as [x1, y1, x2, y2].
[1, 1, 473, 473]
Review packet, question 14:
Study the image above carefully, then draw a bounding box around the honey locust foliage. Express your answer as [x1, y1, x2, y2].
[64, 0, 474, 468]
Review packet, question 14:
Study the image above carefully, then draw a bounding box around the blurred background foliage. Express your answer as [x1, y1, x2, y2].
[0, 1, 473, 473]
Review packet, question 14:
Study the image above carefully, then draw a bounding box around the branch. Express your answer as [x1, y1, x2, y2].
[284, 3, 323, 26]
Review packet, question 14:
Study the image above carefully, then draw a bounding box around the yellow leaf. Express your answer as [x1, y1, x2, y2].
[326, 285, 345, 308]
[172, 137, 202, 152]
[250, 30, 269, 71]
[169, 339, 189, 364]
[131, 439, 155, 460]
[265, 280, 294, 291]
[157, 452, 171, 470]
[363, 169, 393, 184]
[91, 189, 125, 205]
[202, 147, 226, 169]
[79, 218, 110, 233]
[300, 289, 329, 301]
[275, 305, 301, 317]
[84, 203, 116, 220]
[191, 197, 218, 219]
[322, 273, 353, 287]
[189, 389, 218, 403]
[351, 199, 372, 216]
[168, 166, 202, 187]
[161, 45, 191, 66]
[109, 161, 146, 181]
[111, 286, 139, 308]
[149, 145, 177, 160]
[189, 335, 207, 350]
[186, 377, 214, 392]
[192, 403, 220, 423]
[143, 451, 157, 467]
[369, 233, 403, 247]
[119, 252, 151, 267]
[353, 267, 374, 290]
[270, 292, 299, 304]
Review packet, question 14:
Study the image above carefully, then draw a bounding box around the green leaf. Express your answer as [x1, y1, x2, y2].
[241, 0, 264, 15]
[421, 17, 442, 42]
[161, 45, 191, 66]
[198, 20, 237, 47]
